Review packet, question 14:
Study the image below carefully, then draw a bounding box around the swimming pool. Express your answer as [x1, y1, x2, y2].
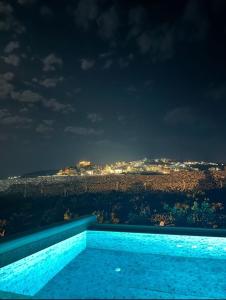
[0, 225, 226, 299]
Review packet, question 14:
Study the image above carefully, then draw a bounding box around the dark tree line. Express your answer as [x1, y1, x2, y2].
[0, 188, 226, 238]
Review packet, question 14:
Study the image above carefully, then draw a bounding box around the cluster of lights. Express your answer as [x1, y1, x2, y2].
[55, 158, 225, 177]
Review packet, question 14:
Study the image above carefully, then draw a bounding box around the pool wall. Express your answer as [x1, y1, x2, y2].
[0, 232, 86, 296]
[0, 215, 96, 268]
[87, 230, 226, 259]
[0, 216, 226, 299]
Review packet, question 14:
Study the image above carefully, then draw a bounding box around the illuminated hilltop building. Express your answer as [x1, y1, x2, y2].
[77, 161, 92, 168]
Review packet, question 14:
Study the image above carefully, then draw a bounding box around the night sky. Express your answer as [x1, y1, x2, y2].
[0, 0, 226, 177]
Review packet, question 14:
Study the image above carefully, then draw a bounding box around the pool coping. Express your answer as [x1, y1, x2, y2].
[88, 223, 226, 237]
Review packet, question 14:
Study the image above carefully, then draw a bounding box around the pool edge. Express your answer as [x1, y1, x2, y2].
[0, 215, 96, 268]
[88, 223, 226, 237]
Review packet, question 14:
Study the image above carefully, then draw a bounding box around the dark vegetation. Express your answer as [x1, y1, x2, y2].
[0, 189, 226, 239]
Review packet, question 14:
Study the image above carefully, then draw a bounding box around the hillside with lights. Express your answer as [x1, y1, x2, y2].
[0, 159, 225, 197]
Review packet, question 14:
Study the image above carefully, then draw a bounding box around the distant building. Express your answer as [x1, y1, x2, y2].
[77, 161, 92, 168]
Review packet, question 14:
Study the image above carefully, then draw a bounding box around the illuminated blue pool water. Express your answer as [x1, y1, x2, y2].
[0, 230, 226, 299]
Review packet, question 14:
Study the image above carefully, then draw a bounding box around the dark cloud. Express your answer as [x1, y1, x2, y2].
[102, 59, 113, 70]
[150, 25, 174, 62]
[11, 89, 74, 113]
[2, 54, 20, 66]
[36, 120, 54, 134]
[118, 54, 133, 68]
[33, 77, 64, 88]
[17, 0, 37, 6]
[64, 126, 103, 136]
[136, 32, 151, 54]
[80, 58, 95, 70]
[137, 25, 174, 62]
[4, 41, 20, 53]
[0, 108, 10, 119]
[117, 115, 126, 124]
[126, 85, 138, 94]
[178, 0, 209, 42]
[11, 89, 43, 103]
[126, 25, 142, 41]
[0, 133, 8, 141]
[128, 6, 146, 25]
[164, 107, 216, 130]
[97, 6, 119, 39]
[99, 52, 113, 59]
[42, 98, 75, 113]
[74, 0, 99, 30]
[42, 54, 63, 72]
[19, 107, 29, 113]
[118, 57, 129, 68]
[207, 84, 226, 101]
[40, 6, 54, 17]
[0, 72, 14, 99]
[164, 107, 196, 125]
[126, 5, 146, 43]
[0, 1, 14, 31]
[0, 109, 32, 127]
[0, 1, 25, 33]
[87, 113, 102, 123]
[2, 72, 14, 81]
[144, 79, 154, 87]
